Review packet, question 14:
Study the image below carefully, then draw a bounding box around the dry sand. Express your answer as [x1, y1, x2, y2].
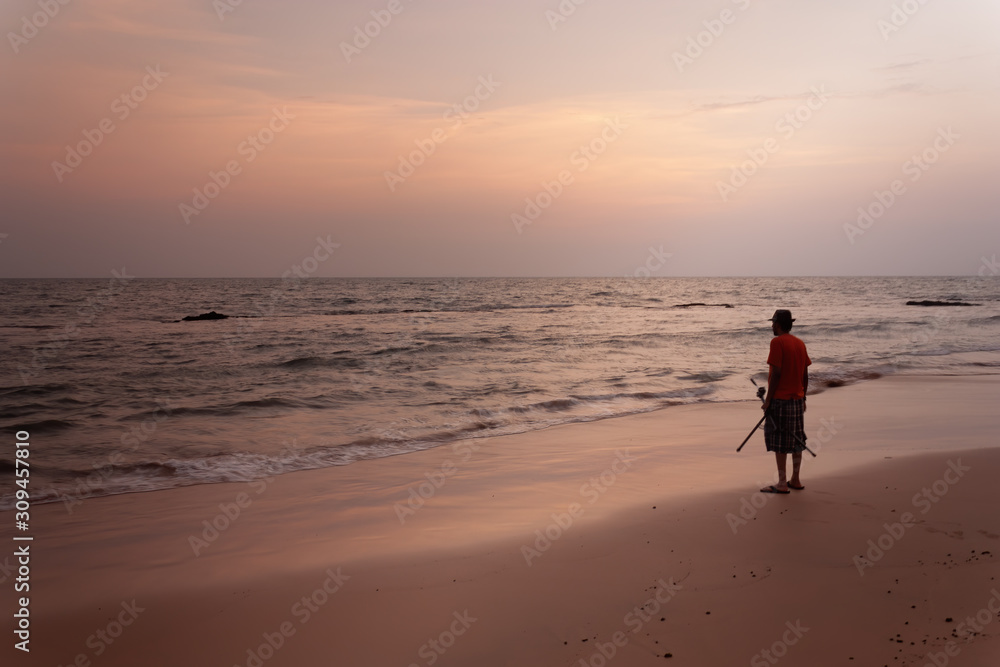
[4, 374, 1000, 666]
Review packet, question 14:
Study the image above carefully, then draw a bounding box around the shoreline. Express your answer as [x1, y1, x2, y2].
[12, 368, 1000, 513]
[4, 374, 1000, 665]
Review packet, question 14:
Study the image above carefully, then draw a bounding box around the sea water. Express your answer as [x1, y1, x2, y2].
[1, 276, 998, 508]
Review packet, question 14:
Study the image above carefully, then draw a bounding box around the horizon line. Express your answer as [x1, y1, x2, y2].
[0, 274, 992, 280]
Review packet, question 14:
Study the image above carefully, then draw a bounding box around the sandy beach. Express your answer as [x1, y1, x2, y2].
[6, 0, 998, 663]
[5, 374, 1000, 666]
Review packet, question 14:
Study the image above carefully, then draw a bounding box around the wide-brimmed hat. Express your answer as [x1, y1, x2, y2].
[769, 309, 795, 324]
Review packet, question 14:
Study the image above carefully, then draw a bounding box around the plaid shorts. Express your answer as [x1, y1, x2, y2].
[764, 398, 807, 454]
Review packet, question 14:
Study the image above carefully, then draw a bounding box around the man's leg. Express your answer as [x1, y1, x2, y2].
[774, 452, 788, 490]
[790, 451, 802, 487]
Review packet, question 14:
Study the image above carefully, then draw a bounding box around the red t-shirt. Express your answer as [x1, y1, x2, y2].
[767, 333, 811, 400]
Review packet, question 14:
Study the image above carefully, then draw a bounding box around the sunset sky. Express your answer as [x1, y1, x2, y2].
[1, 0, 998, 277]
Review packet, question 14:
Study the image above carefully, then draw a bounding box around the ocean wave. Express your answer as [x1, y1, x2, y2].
[0, 324, 60, 329]
[0, 401, 55, 420]
[0, 362, 958, 512]
[799, 322, 892, 336]
[472, 386, 716, 418]
[603, 334, 665, 348]
[368, 345, 420, 356]
[279, 355, 362, 369]
[570, 386, 716, 403]
[0, 429, 496, 510]
[898, 341, 1000, 358]
[676, 370, 732, 382]
[10, 418, 76, 433]
[135, 395, 337, 419]
[808, 367, 891, 390]
[478, 303, 575, 311]
[317, 301, 581, 317]
[0, 383, 72, 397]
[0, 385, 725, 510]
[535, 398, 579, 411]
[3, 276, 998, 511]
[906, 347, 953, 357]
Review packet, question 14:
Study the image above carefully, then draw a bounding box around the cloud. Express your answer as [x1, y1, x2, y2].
[871, 58, 933, 72]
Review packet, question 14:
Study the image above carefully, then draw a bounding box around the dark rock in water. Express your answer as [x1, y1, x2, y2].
[905, 300, 977, 307]
[180, 311, 229, 321]
[672, 302, 734, 308]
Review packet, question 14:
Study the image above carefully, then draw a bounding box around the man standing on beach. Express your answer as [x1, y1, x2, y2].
[760, 309, 811, 494]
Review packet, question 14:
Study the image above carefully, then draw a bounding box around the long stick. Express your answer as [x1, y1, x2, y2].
[745, 378, 817, 457]
[736, 413, 767, 452]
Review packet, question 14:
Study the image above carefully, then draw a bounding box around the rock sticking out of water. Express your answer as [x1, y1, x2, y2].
[672, 302, 734, 308]
[179, 311, 229, 321]
[905, 300, 977, 307]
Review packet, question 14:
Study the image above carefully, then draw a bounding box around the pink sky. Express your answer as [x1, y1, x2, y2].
[1, 0, 998, 277]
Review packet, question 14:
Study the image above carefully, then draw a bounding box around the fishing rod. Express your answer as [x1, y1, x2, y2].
[736, 410, 767, 452]
[737, 378, 817, 457]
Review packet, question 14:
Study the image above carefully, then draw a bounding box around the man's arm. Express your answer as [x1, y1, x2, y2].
[763, 364, 780, 412]
[802, 367, 808, 412]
